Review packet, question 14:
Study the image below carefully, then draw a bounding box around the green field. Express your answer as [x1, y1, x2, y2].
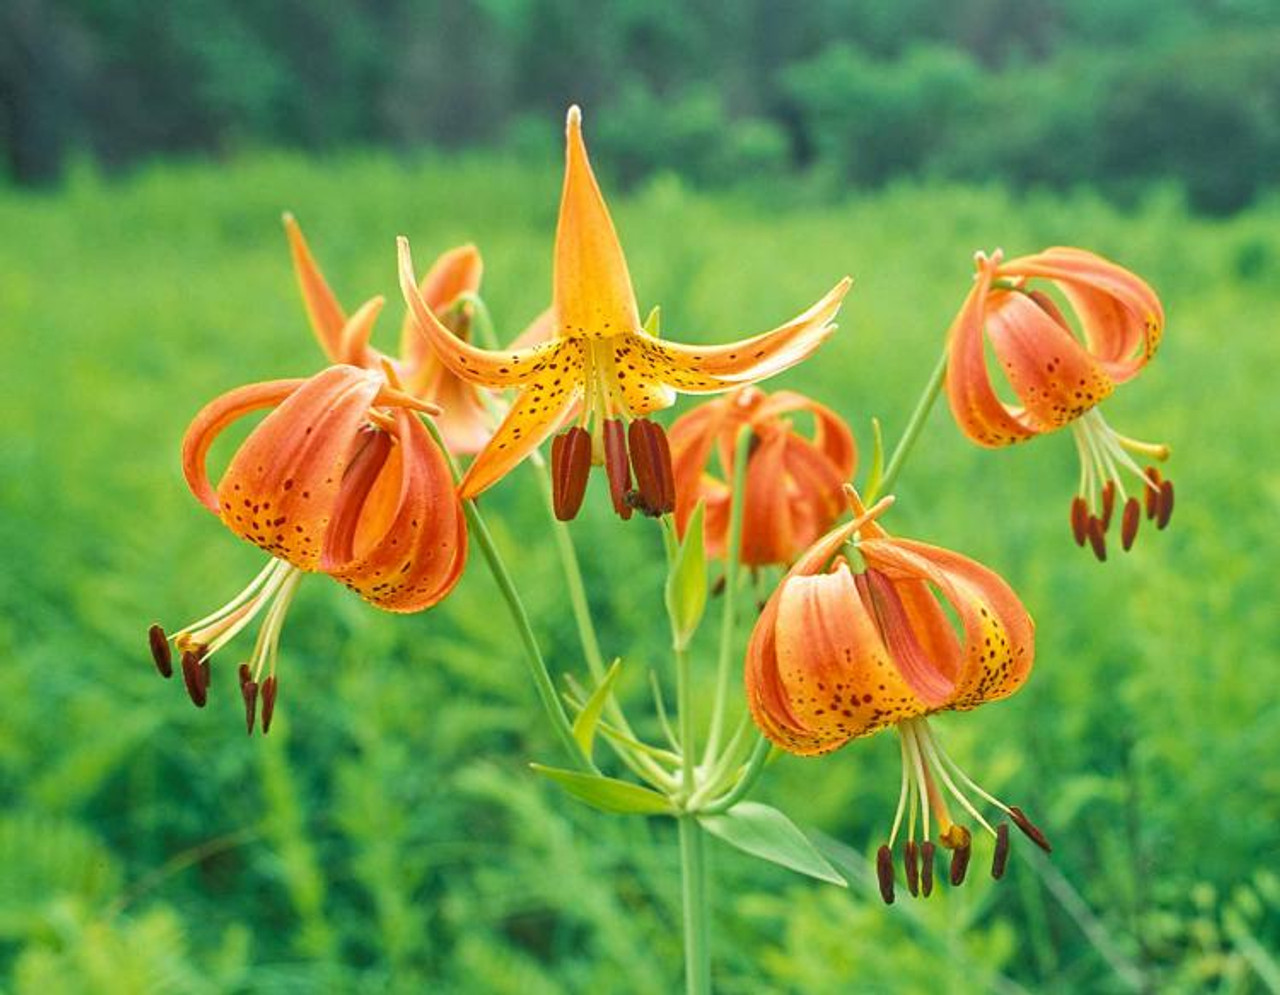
[2, 152, 1278, 993]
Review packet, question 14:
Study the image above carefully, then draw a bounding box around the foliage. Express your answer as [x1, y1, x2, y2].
[1, 151, 1278, 990]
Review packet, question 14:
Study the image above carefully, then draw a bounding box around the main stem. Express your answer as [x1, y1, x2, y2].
[868, 347, 949, 502]
[678, 815, 711, 995]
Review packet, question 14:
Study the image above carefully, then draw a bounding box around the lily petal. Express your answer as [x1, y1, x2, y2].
[397, 244, 484, 379]
[554, 105, 642, 339]
[284, 213, 346, 363]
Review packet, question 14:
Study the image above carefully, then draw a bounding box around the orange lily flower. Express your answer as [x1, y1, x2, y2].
[149, 364, 466, 732]
[745, 488, 1048, 902]
[669, 386, 857, 566]
[399, 106, 852, 520]
[286, 213, 540, 456]
[945, 247, 1174, 560]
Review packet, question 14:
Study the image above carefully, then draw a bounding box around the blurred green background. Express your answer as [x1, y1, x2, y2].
[2, 2, 1279, 992]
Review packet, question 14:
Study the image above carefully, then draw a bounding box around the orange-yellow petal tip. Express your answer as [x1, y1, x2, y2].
[567, 104, 582, 130]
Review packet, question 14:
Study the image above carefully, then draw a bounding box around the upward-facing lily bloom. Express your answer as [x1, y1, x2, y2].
[399, 105, 852, 521]
[149, 364, 467, 733]
[669, 386, 857, 566]
[945, 247, 1174, 560]
[746, 488, 1048, 903]
[285, 213, 547, 456]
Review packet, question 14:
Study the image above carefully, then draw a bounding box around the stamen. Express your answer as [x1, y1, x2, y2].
[181, 649, 208, 708]
[1157, 480, 1174, 529]
[1121, 498, 1141, 551]
[148, 624, 173, 678]
[903, 841, 920, 897]
[261, 675, 279, 733]
[551, 427, 593, 521]
[239, 663, 259, 736]
[920, 842, 936, 897]
[992, 823, 1011, 879]
[1008, 805, 1053, 852]
[950, 838, 972, 886]
[603, 418, 632, 520]
[1100, 481, 1116, 531]
[628, 419, 675, 516]
[876, 845, 896, 905]
[1144, 467, 1162, 520]
[1087, 518, 1107, 562]
[1070, 497, 1088, 547]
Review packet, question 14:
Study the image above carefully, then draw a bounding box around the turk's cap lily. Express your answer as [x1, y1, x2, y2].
[398, 105, 852, 518]
[745, 487, 1048, 901]
[285, 213, 544, 456]
[945, 247, 1173, 559]
[669, 386, 857, 566]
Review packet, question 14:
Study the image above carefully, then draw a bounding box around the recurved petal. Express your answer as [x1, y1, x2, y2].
[554, 106, 642, 338]
[755, 390, 858, 478]
[458, 341, 586, 498]
[669, 398, 732, 538]
[985, 290, 1114, 431]
[944, 252, 1040, 448]
[863, 539, 1035, 710]
[739, 432, 796, 566]
[639, 277, 851, 392]
[182, 378, 307, 513]
[284, 213, 346, 363]
[325, 408, 467, 612]
[399, 237, 561, 387]
[398, 244, 484, 377]
[218, 366, 385, 570]
[337, 296, 386, 368]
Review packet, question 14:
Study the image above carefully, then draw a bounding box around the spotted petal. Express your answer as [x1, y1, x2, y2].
[284, 213, 346, 363]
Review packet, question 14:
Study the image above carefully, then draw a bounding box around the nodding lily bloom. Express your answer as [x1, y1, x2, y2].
[669, 386, 857, 566]
[745, 487, 1049, 903]
[399, 105, 852, 521]
[285, 213, 550, 456]
[148, 364, 467, 733]
[945, 247, 1174, 560]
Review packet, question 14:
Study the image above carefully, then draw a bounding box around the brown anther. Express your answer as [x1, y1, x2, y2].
[1100, 481, 1116, 531]
[1157, 480, 1174, 530]
[550, 427, 592, 521]
[1120, 498, 1141, 551]
[602, 418, 633, 520]
[1070, 497, 1088, 547]
[1086, 517, 1107, 562]
[180, 650, 208, 708]
[148, 624, 173, 679]
[238, 662, 252, 688]
[992, 823, 1011, 879]
[875, 844, 895, 905]
[241, 675, 259, 735]
[1008, 805, 1052, 853]
[260, 675, 278, 734]
[950, 841, 972, 886]
[711, 574, 727, 597]
[628, 418, 675, 516]
[903, 840, 920, 897]
[1144, 467, 1163, 520]
[920, 841, 936, 897]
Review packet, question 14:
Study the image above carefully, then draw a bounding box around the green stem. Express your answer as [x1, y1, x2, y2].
[702, 736, 774, 814]
[678, 815, 712, 995]
[702, 425, 753, 768]
[455, 292, 500, 350]
[867, 347, 948, 503]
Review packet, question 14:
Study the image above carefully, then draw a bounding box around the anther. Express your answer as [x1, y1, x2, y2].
[628, 419, 675, 516]
[1121, 498, 1141, 552]
[875, 844, 896, 905]
[1070, 497, 1088, 547]
[603, 418, 633, 520]
[950, 841, 972, 886]
[1157, 480, 1174, 529]
[261, 675, 278, 734]
[1100, 481, 1116, 531]
[1144, 467, 1163, 520]
[1086, 517, 1107, 562]
[903, 840, 920, 897]
[992, 823, 1011, 879]
[1008, 805, 1052, 852]
[551, 427, 592, 521]
[149, 624, 173, 678]
[711, 574, 727, 597]
[240, 671, 259, 736]
[920, 842, 936, 897]
[180, 649, 208, 708]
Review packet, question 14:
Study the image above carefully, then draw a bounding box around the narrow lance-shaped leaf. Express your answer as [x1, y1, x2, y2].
[665, 500, 707, 651]
[530, 764, 672, 815]
[572, 658, 623, 759]
[698, 802, 846, 886]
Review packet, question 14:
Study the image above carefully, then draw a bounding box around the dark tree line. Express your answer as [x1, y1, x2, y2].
[2, 0, 1278, 212]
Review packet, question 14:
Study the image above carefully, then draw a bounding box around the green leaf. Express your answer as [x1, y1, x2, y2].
[530, 765, 672, 815]
[572, 658, 623, 758]
[665, 501, 707, 650]
[698, 802, 845, 886]
[643, 305, 662, 338]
